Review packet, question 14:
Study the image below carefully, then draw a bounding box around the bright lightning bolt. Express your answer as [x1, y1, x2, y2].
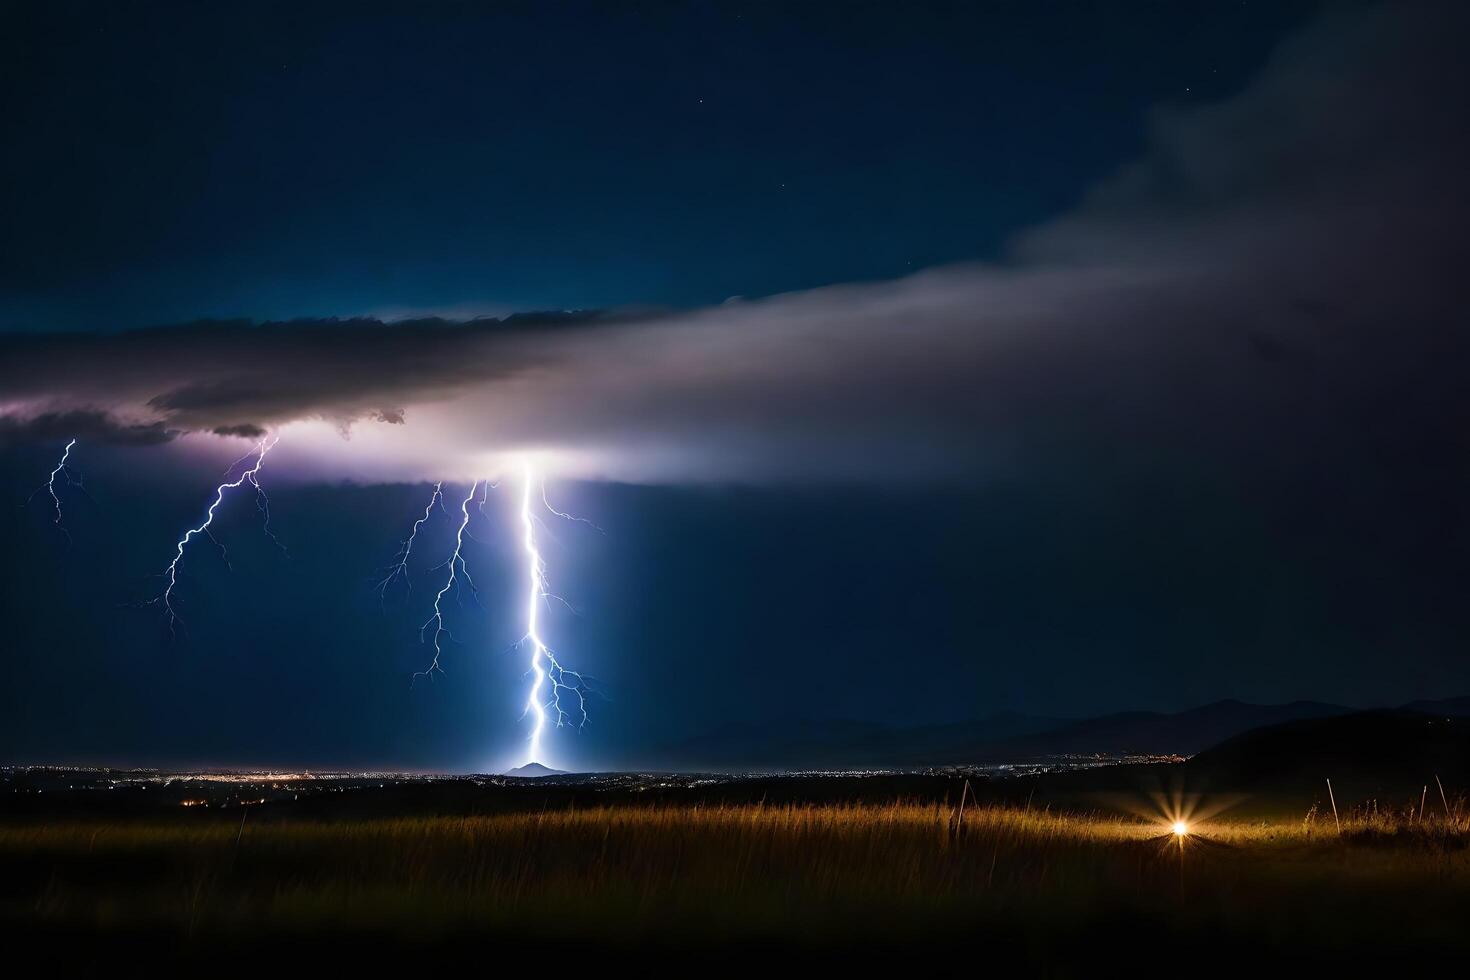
[386, 467, 591, 764]
[414, 481, 479, 683]
[221, 440, 287, 554]
[30, 438, 83, 541]
[520, 459, 591, 765]
[376, 481, 445, 600]
[147, 436, 279, 637]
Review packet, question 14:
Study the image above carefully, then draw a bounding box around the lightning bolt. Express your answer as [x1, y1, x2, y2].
[520, 459, 591, 765]
[147, 436, 279, 637]
[414, 481, 479, 682]
[30, 438, 83, 541]
[247, 453, 288, 558]
[541, 482, 602, 533]
[468, 479, 497, 540]
[220, 441, 287, 554]
[386, 466, 592, 763]
[376, 481, 445, 600]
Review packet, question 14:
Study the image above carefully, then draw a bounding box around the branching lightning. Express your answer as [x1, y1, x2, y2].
[540, 483, 602, 533]
[147, 436, 280, 637]
[382, 465, 592, 765]
[467, 479, 496, 542]
[376, 481, 445, 600]
[414, 482, 479, 683]
[30, 438, 83, 541]
[247, 454, 288, 558]
[519, 459, 591, 764]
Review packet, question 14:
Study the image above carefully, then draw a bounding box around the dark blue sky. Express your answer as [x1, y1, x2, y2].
[6, 1, 1468, 773]
[2, 0, 1311, 329]
[7, 442, 1464, 772]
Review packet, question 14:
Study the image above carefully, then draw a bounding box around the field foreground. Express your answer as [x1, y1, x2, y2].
[5, 800, 1468, 971]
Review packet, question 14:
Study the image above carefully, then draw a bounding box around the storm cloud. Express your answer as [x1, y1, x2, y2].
[0, 3, 1464, 487]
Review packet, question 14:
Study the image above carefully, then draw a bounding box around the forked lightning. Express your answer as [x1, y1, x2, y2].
[147, 436, 281, 637]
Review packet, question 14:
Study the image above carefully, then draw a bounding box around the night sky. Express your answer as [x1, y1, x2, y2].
[2, 1, 1467, 772]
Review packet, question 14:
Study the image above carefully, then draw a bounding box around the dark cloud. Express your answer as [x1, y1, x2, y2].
[0, 3, 1464, 489]
[0, 316, 581, 439]
[210, 423, 268, 439]
[0, 409, 174, 448]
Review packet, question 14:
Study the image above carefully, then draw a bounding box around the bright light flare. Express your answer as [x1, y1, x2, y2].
[1112, 783, 1239, 840]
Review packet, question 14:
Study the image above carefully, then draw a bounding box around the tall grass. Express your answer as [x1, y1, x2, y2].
[3, 802, 1468, 953]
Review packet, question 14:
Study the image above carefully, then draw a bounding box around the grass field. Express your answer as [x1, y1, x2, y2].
[4, 799, 1468, 968]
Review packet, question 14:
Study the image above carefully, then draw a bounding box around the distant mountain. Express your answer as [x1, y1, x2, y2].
[505, 762, 565, 777]
[1399, 695, 1470, 718]
[656, 697, 1470, 772]
[661, 713, 1062, 771]
[1183, 709, 1470, 802]
[990, 699, 1354, 758]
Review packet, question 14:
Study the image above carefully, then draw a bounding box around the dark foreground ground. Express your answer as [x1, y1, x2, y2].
[5, 775, 1468, 974]
[4, 712, 1468, 974]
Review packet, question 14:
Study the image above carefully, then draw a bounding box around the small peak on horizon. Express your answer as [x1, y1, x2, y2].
[505, 762, 566, 777]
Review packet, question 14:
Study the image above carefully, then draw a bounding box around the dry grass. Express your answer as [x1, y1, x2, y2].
[3, 801, 1468, 958]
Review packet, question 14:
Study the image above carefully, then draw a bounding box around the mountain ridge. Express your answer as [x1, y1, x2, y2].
[505, 762, 565, 777]
[657, 697, 1470, 771]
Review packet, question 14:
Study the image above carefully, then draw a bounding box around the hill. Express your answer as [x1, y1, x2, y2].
[1399, 695, 1470, 718]
[991, 698, 1352, 758]
[1182, 709, 1470, 804]
[658, 699, 1359, 769]
[505, 763, 565, 778]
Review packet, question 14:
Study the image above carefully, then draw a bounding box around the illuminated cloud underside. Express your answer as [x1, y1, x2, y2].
[0, 5, 1462, 493]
